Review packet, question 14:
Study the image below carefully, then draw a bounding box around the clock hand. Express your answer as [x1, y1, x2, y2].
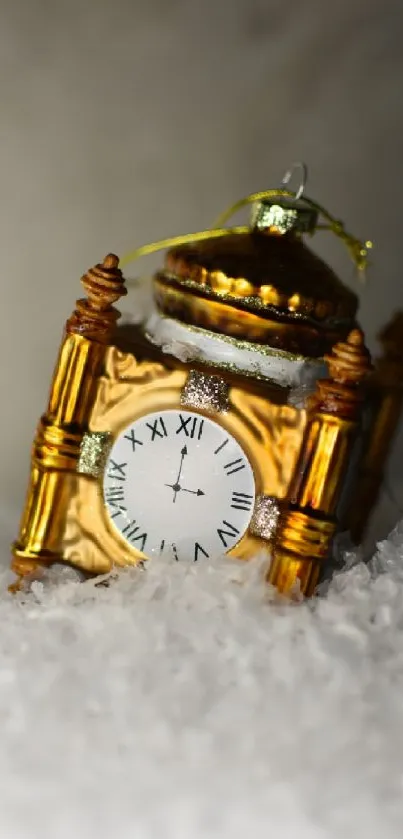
[165, 446, 188, 503]
[180, 488, 205, 496]
[164, 484, 205, 498]
[175, 445, 187, 484]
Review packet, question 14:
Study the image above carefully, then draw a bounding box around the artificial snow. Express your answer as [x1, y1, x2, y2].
[1, 527, 403, 838]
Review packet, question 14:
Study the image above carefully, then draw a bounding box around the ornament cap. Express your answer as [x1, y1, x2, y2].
[251, 197, 318, 236]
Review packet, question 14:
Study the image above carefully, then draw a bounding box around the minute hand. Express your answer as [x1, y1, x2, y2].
[175, 445, 187, 484]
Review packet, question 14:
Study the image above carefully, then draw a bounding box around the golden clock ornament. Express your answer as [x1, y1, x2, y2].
[12, 167, 379, 597]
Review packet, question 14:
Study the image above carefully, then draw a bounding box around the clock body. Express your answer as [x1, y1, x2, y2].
[36, 334, 306, 575]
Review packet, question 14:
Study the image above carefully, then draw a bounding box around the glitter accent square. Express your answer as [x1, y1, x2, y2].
[181, 370, 230, 413]
[249, 495, 280, 541]
[78, 432, 112, 477]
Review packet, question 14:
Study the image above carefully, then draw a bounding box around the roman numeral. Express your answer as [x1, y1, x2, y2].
[176, 413, 204, 440]
[217, 520, 240, 548]
[132, 532, 147, 552]
[230, 491, 254, 512]
[105, 486, 125, 503]
[105, 486, 126, 518]
[106, 460, 127, 481]
[214, 438, 229, 455]
[146, 416, 168, 441]
[122, 520, 140, 540]
[110, 509, 125, 520]
[194, 542, 209, 562]
[124, 429, 143, 452]
[223, 458, 245, 476]
[121, 519, 147, 551]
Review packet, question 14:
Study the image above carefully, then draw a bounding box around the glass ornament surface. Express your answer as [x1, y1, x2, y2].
[11, 176, 378, 598]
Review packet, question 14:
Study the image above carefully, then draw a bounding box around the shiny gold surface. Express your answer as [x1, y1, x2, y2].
[153, 276, 341, 356]
[12, 333, 308, 578]
[11, 254, 128, 582]
[268, 512, 334, 597]
[12, 330, 107, 576]
[269, 329, 372, 597]
[64, 346, 306, 573]
[47, 332, 105, 426]
[161, 231, 358, 326]
[288, 415, 357, 512]
[13, 470, 79, 571]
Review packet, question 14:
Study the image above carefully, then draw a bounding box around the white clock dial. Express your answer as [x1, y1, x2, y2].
[103, 409, 255, 562]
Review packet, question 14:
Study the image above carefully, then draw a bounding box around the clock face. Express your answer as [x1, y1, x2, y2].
[103, 409, 255, 562]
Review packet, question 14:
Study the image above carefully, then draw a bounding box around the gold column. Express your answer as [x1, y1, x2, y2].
[267, 329, 372, 597]
[349, 313, 403, 543]
[12, 254, 126, 579]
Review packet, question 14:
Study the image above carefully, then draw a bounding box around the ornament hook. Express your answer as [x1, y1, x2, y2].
[281, 161, 308, 201]
[120, 162, 372, 282]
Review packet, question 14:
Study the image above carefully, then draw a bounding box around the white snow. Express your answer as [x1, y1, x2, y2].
[1, 527, 403, 838]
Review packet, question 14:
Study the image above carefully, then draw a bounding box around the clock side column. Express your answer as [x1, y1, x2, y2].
[267, 329, 372, 597]
[11, 254, 127, 581]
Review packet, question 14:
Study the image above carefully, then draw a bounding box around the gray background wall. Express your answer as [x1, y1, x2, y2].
[1, 0, 402, 551]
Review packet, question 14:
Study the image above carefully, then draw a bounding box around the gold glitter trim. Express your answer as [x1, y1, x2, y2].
[181, 370, 230, 413]
[157, 271, 326, 319]
[78, 431, 112, 477]
[159, 240, 354, 320]
[249, 495, 280, 541]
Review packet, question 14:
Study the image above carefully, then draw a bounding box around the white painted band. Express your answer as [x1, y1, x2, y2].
[144, 311, 327, 389]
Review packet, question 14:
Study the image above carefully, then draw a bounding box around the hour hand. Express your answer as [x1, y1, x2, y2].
[180, 487, 205, 496]
[164, 483, 205, 499]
